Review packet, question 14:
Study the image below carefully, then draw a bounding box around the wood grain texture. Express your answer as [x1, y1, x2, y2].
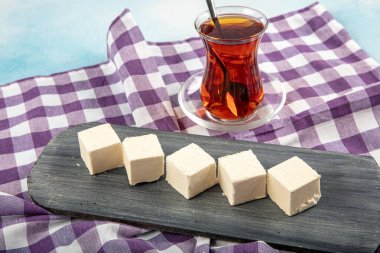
[28, 123, 380, 253]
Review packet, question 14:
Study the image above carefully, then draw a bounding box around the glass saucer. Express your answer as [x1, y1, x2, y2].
[178, 72, 286, 132]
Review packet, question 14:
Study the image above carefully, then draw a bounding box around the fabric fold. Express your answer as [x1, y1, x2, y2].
[107, 10, 180, 132]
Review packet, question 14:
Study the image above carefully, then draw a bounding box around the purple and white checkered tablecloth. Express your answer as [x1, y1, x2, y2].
[1, 2, 380, 252]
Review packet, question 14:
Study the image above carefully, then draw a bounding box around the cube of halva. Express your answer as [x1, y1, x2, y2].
[268, 156, 321, 216]
[122, 134, 164, 185]
[218, 150, 267, 206]
[166, 143, 217, 199]
[78, 123, 123, 175]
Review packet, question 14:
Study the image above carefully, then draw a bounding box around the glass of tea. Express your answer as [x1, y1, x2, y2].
[195, 6, 268, 121]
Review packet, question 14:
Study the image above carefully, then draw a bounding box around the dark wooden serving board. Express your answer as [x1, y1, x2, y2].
[28, 123, 380, 253]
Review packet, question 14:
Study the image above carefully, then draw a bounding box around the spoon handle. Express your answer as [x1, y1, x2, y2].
[205, 0, 225, 39]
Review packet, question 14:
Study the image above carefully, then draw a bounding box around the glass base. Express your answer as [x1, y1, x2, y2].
[178, 72, 286, 132]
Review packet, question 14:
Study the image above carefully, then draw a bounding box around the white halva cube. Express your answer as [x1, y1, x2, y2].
[122, 134, 164, 185]
[78, 123, 123, 175]
[218, 150, 267, 206]
[166, 143, 217, 199]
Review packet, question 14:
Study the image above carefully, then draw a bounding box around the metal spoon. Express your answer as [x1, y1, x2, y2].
[205, 0, 225, 38]
[205, 0, 249, 118]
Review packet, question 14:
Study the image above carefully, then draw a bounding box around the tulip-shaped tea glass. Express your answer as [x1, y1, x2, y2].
[178, 6, 286, 131]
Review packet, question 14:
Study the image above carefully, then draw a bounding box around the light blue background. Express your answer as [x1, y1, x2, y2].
[1, 0, 379, 85]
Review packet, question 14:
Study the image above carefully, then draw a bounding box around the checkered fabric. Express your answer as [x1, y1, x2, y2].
[1, 3, 380, 252]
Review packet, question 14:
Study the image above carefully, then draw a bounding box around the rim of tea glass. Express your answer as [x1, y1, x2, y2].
[194, 6, 269, 44]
